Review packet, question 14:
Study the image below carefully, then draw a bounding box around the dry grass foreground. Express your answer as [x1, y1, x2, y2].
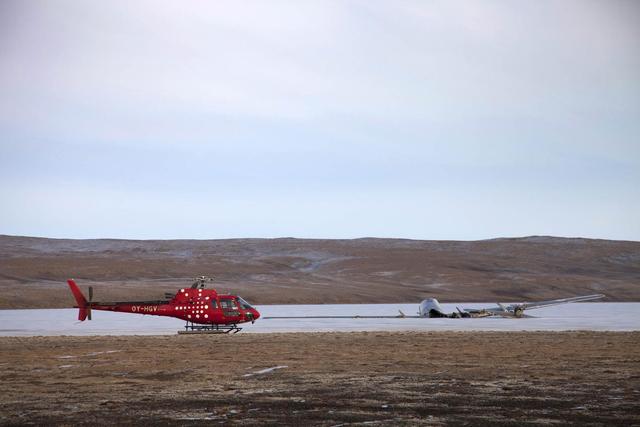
[0, 332, 639, 426]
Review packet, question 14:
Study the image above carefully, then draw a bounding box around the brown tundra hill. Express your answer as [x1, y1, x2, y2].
[0, 235, 639, 309]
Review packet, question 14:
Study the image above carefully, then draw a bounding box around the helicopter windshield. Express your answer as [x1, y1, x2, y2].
[236, 297, 253, 310]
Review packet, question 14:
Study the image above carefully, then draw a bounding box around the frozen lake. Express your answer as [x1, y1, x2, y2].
[0, 302, 638, 336]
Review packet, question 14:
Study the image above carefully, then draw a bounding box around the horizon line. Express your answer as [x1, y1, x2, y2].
[1, 233, 638, 244]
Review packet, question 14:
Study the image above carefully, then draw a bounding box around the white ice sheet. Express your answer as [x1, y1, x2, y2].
[0, 303, 638, 336]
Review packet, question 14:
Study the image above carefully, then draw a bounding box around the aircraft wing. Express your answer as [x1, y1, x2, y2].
[505, 294, 605, 311]
[463, 294, 604, 316]
[461, 307, 534, 318]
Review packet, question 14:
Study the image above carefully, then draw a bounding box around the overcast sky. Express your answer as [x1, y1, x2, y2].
[1, 0, 639, 241]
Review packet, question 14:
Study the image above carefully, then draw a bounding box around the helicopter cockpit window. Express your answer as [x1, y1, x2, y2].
[220, 299, 237, 310]
[237, 297, 253, 310]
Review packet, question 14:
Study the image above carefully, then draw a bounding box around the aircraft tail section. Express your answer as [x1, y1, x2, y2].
[67, 279, 88, 321]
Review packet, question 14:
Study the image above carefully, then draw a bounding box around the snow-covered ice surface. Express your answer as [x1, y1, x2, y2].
[0, 303, 638, 336]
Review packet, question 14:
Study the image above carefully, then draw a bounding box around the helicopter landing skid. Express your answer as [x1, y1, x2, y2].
[177, 322, 242, 335]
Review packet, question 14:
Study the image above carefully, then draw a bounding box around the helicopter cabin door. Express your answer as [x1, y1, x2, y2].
[219, 297, 241, 322]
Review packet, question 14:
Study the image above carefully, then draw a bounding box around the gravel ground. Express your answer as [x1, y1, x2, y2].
[1, 331, 639, 425]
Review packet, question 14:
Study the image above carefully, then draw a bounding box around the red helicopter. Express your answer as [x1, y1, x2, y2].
[67, 276, 260, 334]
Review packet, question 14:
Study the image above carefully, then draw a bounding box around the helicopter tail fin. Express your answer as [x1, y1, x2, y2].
[67, 279, 88, 321]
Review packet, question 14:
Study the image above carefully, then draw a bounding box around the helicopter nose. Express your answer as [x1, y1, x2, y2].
[252, 308, 260, 320]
